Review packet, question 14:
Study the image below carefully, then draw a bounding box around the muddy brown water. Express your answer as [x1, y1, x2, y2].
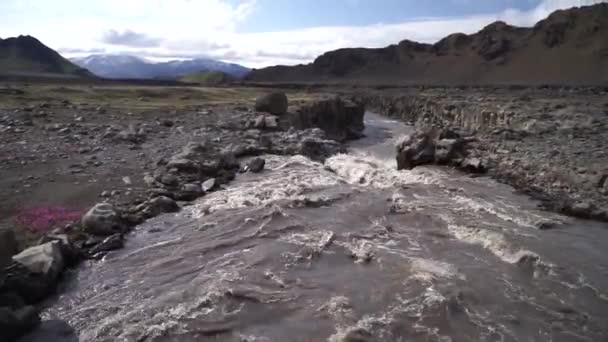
[38, 113, 608, 341]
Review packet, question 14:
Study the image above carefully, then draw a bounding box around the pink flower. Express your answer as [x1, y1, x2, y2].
[15, 206, 84, 233]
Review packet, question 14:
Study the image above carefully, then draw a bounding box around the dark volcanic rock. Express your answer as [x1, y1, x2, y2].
[0, 230, 19, 269]
[145, 196, 180, 217]
[255, 92, 288, 116]
[288, 96, 365, 142]
[88, 234, 124, 255]
[0, 306, 40, 342]
[2, 241, 66, 304]
[246, 158, 265, 173]
[396, 128, 484, 172]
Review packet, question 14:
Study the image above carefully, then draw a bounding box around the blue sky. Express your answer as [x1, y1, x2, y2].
[237, 0, 539, 32]
[0, 0, 604, 67]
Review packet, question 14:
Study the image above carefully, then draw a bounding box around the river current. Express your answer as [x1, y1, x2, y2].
[40, 113, 608, 342]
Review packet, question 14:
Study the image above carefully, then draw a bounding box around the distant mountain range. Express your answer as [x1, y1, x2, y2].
[247, 3, 608, 85]
[0, 35, 91, 77]
[70, 54, 250, 79]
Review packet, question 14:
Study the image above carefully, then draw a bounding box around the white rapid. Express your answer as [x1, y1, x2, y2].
[38, 113, 608, 342]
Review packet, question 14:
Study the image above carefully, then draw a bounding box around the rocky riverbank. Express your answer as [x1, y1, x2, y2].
[362, 86, 608, 222]
[0, 85, 365, 341]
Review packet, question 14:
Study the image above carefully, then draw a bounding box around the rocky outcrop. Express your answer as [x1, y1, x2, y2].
[255, 92, 288, 116]
[366, 87, 608, 222]
[396, 128, 486, 173]
[288, 97, 365, 142]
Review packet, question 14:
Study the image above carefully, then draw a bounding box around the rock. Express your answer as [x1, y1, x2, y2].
[264, 115, 278, 128]
[5, 242, 66, 303]
[250, 115, 279, 130]
[434, 138, 466, 165]
[396, 128, 481, 173]
[341, 328, 374, 342]
[460, 157, 487, 173]
[12, 241, 64, 279]
[82, 203, 126, 236]
[159, 173, 179, 187]
[0, 229, 19, 269]
[202, 178, 216, 192]
[117, 125, 145, 144]
[144, 196, 180, 217]
[297, 136, 344, 162]
[255, 92, 288, 116]
[167, 142, 217, 174]
[177, 183, 203, 201]
[0, 292, 25, 309]
[161, 119, 174, 127]
[564, 201, 596, 219]
[17, 319, 79, 342]
[88, 234, 123, 255]
[246, 158, 266, 173]
[0, 306, 40, 342]
[288, 96, 365, 142]
[396, 133, 436, 170]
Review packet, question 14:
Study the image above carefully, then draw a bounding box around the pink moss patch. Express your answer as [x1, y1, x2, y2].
[15, 206, 84, 233]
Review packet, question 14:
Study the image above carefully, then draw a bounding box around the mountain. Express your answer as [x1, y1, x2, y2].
[71, 54, 250, 79]
[179, 70, 235, 86]
[0, 35, 92, 77]
[247, 3, 608, 85]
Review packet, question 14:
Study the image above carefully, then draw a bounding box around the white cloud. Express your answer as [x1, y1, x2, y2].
[0, 0, 605, 68]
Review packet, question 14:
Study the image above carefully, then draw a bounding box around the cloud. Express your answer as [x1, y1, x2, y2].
[58, 47, 106, 54]
[102, 29, 163, 47]
[0, 0, 605, 68]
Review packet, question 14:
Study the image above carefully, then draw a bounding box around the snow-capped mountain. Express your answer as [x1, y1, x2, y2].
[70, 54, 250, 79]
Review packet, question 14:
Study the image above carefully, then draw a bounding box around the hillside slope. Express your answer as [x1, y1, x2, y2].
[179, 70, 235, 86]
[247, 4, 608, 85]
[0, 35, 92, 77]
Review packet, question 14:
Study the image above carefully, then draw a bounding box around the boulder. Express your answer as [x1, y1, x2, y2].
[396, 133, 436, 170]
[202, 178, 216, 192]
[246, 158, 266, 173]
[81, 203, 126, 236]
[288, 97, 365, 142]
[396, 128, 485, 173]
[0, 229, 19, 269]
[4, 241, 66, 303]
[178, 183, 203, 201]
[0, 306, 40, 342]
[12, 241, 64, 279]
[255, 92, 288, 116]
[144, 196, 180, 217]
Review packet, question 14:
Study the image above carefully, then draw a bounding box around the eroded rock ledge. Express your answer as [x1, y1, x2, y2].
[362, 87, 608, 221]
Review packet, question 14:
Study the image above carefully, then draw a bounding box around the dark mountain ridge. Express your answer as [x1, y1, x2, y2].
[247, 3, 608, 85]
[0, 35, 92, 77]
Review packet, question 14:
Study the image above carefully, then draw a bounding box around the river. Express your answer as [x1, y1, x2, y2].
[40, 112, 608, 342]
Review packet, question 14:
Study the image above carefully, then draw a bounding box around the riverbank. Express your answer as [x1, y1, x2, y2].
[361, 86, 608, 222]
[0, 83, 364, 341]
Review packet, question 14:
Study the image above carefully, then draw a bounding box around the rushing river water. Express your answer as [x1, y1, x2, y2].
[40, 113, 608, 342]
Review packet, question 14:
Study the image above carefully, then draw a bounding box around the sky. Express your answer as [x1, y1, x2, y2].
[0, 0, 605, 68]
